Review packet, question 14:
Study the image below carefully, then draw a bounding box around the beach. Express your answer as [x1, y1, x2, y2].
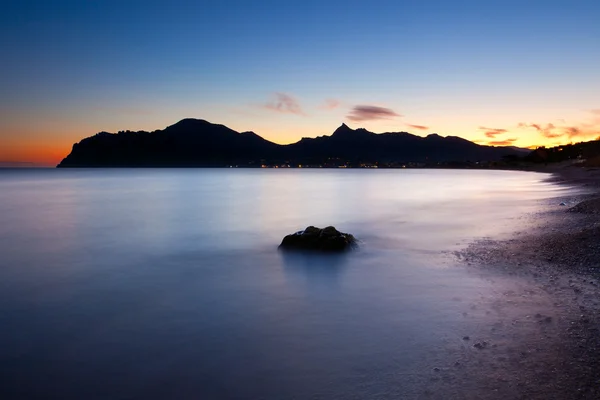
[441, 165, 600, 399]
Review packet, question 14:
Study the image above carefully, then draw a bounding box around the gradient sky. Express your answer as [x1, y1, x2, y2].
[1, 0, 599, 165]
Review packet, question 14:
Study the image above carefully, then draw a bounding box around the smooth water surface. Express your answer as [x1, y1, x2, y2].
[0, 169, 574, 399]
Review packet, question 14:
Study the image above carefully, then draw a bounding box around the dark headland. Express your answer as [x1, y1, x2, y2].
[57, 118, 527, 168]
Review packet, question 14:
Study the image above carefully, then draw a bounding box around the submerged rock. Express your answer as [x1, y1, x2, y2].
[279, 226, 357, 252]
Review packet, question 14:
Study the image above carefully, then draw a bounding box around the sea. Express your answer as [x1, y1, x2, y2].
[0, 168, 576, 399]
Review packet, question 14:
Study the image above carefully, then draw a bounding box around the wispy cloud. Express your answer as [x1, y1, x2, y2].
[591, 109, 600, 116]
[566, 127, 582, 138]
[320, 99, 341, 110]
[518, 122, 561, 138]
[347, 105, 401, 122]
[479, 126, 508, 138]
[488, 138, 518, 146]
[406, 124, 429, 131]
[264, 93, 305, 115]
[517, 122, 598, 139]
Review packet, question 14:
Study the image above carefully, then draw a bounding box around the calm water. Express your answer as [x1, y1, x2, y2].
[0, 169, 573, 399]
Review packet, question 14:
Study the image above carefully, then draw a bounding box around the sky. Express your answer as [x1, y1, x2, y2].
[1, 0, 599, 166]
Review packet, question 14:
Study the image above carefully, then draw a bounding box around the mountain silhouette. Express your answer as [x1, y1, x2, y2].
[57, 119, 523, 167]
[58, 119, 279, 167]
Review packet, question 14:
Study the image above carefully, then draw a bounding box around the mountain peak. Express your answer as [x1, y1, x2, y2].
[57, 117, 525, 167]
[168, 118, 211, 129]
[332, 123, 353, 135]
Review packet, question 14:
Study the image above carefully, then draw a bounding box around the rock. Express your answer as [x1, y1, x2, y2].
[279, 226, 357, 252]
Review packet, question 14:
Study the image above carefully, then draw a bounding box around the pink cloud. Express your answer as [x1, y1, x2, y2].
[518, 121, 600, 140]
[320, 99, 341, 110]
[519, 122, 563, 139]
[566, 127, 581, 138]
[479, 127, 508, 138]
[264, 93, 305, 115]
[406, 124, 429, 131]
[347, 105, 401, 122]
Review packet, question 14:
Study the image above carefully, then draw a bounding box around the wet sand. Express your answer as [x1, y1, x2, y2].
[435, 164, 600, 399]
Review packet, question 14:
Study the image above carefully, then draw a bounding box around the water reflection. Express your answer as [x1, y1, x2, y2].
[0, 168, 585, 399]
[279, 250, 350, 286]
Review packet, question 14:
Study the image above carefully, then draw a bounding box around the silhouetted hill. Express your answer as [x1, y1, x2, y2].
[281, 123, 516, 164]
[525, 140, 600, 165]
[58, 119, 280, 167]
[57, 119, 524, 167]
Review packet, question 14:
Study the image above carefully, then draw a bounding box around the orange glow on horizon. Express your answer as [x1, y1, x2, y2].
[2, 118, 598, 166]
[0, 144, 69, 167]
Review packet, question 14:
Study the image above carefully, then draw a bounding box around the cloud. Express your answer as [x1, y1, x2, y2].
[518, 122, 563, 138]
[591, 109, 600, 115]
[518, 122, 548, 132]
[479, 126, 508, 138]
[488, 138, 518, 146]
[566, 127, 582, 138]
[563, 125, 599, 139]
[519, 119, 600, 141]
[406, 124, 429, 131]
[264, 93, 304, 115]
[346, 105, 401, 122]
[320, 99, 341, 110]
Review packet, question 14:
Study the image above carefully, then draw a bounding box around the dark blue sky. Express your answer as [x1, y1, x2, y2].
[1, 0, 599, 164]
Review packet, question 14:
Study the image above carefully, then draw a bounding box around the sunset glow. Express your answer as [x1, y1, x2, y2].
[1, 1, 599, 166]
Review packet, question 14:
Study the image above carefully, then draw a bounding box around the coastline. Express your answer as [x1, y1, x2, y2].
[448, 164, 600, 399]
[3, 165, 599, 398]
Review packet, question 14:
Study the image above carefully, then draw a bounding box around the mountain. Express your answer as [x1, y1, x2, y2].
[281, 123, 518, 164]
[524, 139, 600, 164]
[57, 119, 523, 167]
[58, 119, 279, 167]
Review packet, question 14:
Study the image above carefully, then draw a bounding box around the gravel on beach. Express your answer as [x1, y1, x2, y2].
[443, 165, 600, 400]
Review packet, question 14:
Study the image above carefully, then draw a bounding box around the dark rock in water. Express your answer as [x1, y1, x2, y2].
[279, 226, 357, 252]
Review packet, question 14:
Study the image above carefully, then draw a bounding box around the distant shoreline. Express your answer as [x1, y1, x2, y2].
[52, 162, 570, 170]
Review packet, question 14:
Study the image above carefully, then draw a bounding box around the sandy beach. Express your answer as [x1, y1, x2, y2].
[430, 165, 600, 399]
